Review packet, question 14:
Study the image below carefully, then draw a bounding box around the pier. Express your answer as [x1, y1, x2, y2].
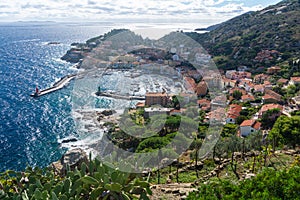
[96, 91, 145, 101]
[30, 74, 77, 97]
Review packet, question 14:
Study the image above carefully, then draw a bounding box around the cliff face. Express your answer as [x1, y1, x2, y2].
[187, 0, 300, 70]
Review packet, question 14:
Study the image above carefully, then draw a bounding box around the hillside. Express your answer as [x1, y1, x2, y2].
[187, 0, 300, 71]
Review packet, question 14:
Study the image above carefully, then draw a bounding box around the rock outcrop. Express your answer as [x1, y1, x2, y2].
[51, 148, 88, 175]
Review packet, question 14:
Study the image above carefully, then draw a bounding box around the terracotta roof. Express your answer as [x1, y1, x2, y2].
[263, 94, 276, 100]
[291, 77, 300, 83]
[136, 102, 145, 107]
[240, 119, 255, 127]
[253, 121, 261, 130]
[277, 78, 288, 84]
[197, 99, 210, 105]
[227, 104, 242, 119]
[264, 81, 272, 85]
[254, 84, 265, 91]
[242, 94, 255, 101]
[260, 103, 283, 113]
[208, 108, 226, 121]
[254, 74, 269, 79]
[240, 120, 261, 130]
[212, 95, 227, 103]
[223, 77, 237, 83]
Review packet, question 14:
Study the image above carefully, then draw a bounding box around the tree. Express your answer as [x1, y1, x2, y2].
[236, 115, 248, 125]
[269, 115, 300, 148]
[261, 108, 281, 129]
[221, 124, 238, 138]
[233, 90, 242, 100]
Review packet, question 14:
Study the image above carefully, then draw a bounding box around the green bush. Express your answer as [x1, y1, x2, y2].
[187, 166, 300, 199]
[0, 157, 152, 200]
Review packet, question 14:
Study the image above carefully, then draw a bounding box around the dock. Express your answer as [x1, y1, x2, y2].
[96, 92, 145, 101]
[30, 74, 77, 97]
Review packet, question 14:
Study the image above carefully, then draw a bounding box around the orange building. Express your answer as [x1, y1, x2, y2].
[145, 92, 171, 107]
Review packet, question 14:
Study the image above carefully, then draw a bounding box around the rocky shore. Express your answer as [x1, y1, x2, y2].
[61, 29, 128, 64]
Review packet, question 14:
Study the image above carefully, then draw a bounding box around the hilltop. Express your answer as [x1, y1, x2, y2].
[187, 0, 300, 71]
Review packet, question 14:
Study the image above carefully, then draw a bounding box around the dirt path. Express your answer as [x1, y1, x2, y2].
[150, 183, 196, 200]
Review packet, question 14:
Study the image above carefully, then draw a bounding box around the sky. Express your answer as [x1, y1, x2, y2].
[0, 0, 282, 25]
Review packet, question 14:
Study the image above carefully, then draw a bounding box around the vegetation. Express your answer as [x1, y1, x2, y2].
[186, 0, 300, 71]
[269, 115, 300, 148]
[187, 165, 300, 199]
[261, 108, 281, 129]
[232, 90, 242, 100]
[0, 156, 152, 200]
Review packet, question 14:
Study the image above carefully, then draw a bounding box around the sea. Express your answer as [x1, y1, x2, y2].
[0, 21, 206, 172]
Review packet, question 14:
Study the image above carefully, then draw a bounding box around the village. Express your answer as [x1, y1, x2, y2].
[95, 45, 300, 139]
[65, 29, 300, 147]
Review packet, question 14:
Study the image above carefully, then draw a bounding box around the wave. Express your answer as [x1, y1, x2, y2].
[12, 38, 41, 43]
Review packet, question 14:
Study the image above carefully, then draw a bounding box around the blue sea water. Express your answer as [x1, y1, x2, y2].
[0, 22, 115, 172]
[0, 21, 203, 172]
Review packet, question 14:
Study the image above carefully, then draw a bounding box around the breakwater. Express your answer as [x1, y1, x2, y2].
[30, 74, 77, 97]
[96, 91, 145, 101]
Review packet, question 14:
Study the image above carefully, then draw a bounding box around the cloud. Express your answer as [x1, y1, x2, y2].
[0, 0, 281, 23]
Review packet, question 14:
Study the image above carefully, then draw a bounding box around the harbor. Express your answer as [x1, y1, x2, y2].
[96, 91, 146, 101]
[30, 74, 77, 97]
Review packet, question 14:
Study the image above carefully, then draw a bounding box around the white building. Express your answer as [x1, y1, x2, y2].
[240, 119, 261, 137]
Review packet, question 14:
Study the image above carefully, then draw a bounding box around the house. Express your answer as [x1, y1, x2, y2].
[267, 66, 281, 74]
[196, 81, 208, 97]
[226, 104, 242, 124]
[145, 92, 171, 107]
[253, 84, 265, 93]
[232, 71, 252, 80]
[211, 95, 227, 107]
[262, 94, 280, 104]
[203, 73, 223, 90]
[240, 120, 261, 137]
[253, 74, 269, 84]
[225, 70, 237, 79]
[241, 94, 255, 102]
[262, 89, 283, 104]
[238, 79, 254, 92]
[207, 107, 226, 124]
[197, 99, 211, 111]
[258, 103, 283, 118]
[263, 80, 273, 90]
[277, 78, 289, 85]
[289, 77, 300, 85]
[223, 77, 236, 88]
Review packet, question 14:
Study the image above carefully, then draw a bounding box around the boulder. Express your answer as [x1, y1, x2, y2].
[52, 148, 88, 175]
[101, 110, 116, 116]
[62, 148, 88, 170]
